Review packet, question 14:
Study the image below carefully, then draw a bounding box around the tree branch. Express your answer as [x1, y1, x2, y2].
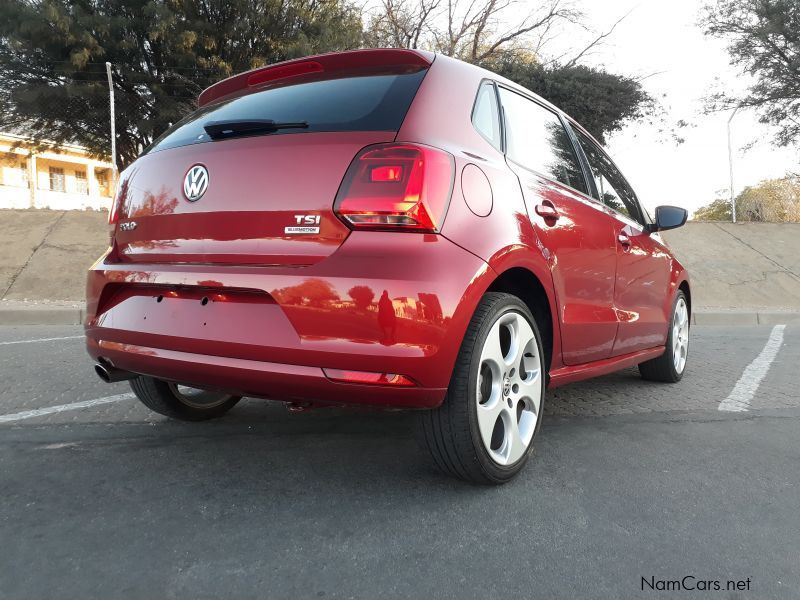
[561, 9, 631, 68]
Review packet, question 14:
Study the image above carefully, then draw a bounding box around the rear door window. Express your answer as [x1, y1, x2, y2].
[574, 129, 643, 224]
[497, 87, 587, 194]
[472, 82, 502, 150]
[146, 70, 428, 155]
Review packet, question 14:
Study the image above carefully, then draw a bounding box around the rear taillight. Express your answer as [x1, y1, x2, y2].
[333, 143, 454, 233]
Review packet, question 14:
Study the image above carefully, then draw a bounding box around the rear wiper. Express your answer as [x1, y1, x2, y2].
[203, 119, 309, 140]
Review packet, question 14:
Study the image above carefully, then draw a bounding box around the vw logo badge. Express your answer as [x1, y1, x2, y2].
[183, 165, 209, 201]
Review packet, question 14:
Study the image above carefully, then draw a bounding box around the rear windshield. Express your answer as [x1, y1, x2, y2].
[145, 70, 428, 154]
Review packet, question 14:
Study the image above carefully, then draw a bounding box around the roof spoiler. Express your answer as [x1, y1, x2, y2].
[198, 48, 434, 108]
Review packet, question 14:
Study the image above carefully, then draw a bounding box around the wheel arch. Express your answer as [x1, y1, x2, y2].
[483, 264, 558, 374]
[678, 278, 691, 319]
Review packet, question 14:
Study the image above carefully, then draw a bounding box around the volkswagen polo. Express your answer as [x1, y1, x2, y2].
[86, 49, 690, 484]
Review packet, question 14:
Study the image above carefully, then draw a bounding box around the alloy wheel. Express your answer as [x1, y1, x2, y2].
[673, 297, 690, 374]
[476, 310, 542, 466]
[167, 383, 232, 410]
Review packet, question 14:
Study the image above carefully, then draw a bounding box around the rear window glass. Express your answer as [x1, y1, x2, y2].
[146, 70, 428, 154]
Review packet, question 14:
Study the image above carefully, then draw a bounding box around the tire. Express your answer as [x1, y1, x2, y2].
[417, 292, 546, 485]
[639, 290, 690, 383]
[130, 376, 241, 421]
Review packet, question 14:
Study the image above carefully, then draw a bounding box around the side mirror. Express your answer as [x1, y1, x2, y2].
[647, 205, 687, 233]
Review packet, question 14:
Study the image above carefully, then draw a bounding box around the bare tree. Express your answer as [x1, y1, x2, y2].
[367, 0, 442, 49]
[365, 0, 623, 65]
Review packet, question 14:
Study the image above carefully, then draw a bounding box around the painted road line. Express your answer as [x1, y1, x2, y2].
[0, 335, 83, 346]
[0, 393, 136, 424]
[718, 325, 786, 412]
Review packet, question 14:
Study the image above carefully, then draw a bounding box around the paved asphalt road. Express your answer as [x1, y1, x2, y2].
[1, 324, 798, 599]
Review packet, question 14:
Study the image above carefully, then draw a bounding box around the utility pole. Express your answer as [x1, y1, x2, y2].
[727, 106, 739, 223]
[105, 62, 117, 185]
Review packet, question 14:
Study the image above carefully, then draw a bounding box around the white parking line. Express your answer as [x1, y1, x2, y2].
[0, 335, 83, 346]
[0, 393, 135, 424]
[719, 325, 786, 412]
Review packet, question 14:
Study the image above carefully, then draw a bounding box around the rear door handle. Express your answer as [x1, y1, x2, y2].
[535, 203, 560, 221]
[618, 233, 632, 249]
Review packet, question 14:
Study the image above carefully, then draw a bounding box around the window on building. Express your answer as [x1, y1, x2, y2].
[0, 157, 27, 188]
[49, 167, 66, 192]
[75, 170, 88, 194]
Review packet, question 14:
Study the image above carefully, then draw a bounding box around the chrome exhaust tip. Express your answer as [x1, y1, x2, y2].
[94, 363, 136, 383]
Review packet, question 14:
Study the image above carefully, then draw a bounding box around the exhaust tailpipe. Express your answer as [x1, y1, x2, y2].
[94, 363, 137, 383]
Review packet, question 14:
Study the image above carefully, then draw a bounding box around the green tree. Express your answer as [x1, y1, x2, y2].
[693, 198, 732, 221]
[693, 176, 800, 221]
[702, 0, 800, 147]
[483, 55, 653, 144]
[737, 176, 800, 221]
[0, 0, 362, 169]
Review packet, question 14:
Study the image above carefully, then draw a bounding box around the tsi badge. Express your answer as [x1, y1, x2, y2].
[285, 214, 321, 235]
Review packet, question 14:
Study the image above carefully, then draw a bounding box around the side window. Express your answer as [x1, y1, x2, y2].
[49, 167, 65, 193]
[498, 87, 587, 194]
[575, 129, 642, 223]
[75, 170, 89, 194]
[472, 82, 501, 150]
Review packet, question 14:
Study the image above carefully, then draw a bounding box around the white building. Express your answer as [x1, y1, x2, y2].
[0, 132, 114, 211]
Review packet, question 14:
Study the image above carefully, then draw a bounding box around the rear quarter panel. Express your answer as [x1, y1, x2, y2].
[397, 55, 565, 370]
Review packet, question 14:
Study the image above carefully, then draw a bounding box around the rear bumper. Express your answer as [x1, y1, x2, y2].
[85, 232, 492, 408]
[87, 338, 447, 407]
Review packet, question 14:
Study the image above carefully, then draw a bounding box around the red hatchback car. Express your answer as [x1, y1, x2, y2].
[86, 49, 690, 484]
